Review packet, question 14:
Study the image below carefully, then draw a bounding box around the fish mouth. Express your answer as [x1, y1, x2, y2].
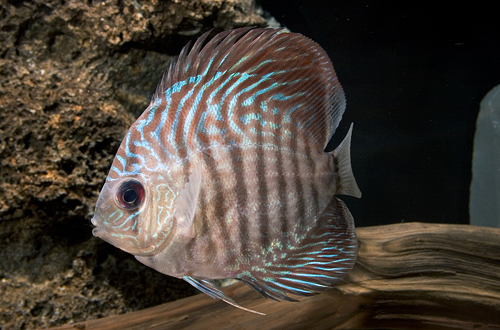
[90, 217, 103, 237]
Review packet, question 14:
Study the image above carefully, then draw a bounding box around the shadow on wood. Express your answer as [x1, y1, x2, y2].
[52, 223, 500, 329]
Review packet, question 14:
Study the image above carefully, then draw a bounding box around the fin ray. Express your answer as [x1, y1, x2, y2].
[174, 163, 203, 238]
[151, 27, 347, 152]
[333, 123, 362, 198]
[183, 276, 265, 315]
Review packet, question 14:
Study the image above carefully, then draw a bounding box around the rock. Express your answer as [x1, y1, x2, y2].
[470, 85, 500, 228]
[0, 0, 267, 329]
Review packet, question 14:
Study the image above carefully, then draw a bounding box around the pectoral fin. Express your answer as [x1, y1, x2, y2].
[183, 276, 265, 315]
[174, 163, 203, 238]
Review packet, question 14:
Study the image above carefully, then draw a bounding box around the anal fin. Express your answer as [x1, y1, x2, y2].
[183, 276, 265, 315]
[238, 197, 358, 301]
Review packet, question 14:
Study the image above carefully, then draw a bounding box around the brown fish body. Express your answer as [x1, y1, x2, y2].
[92, 28, 361, 313]
[136, 137, 338, 279]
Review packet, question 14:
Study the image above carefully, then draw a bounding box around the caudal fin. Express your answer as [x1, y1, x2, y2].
[333, 123, 362, 198]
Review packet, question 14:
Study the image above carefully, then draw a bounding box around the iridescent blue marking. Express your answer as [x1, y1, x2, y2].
[240, 113, 266, 126]
[152, 95, 174, 158]
[239, 76, 279, 107]
[279, 277, 329, 288]
[197, 72, 235, 137]
[260, 101, 268, 113]
[227, 76, 280, 140]
[232, 55, 249, 69]
[170, 80, 188, 94]
[265, 257, 343, 270]
[169, 76, 201, 144]
[115, 155, 127, 169]
[317, 254, 341, 259]
[283, 104, 302, 123]
[112, 210, 141, 229]
[165, 79, 189, 148]
[110, 229, 143, 246]
[322, 246, 345, 251]
[145, 97, 172, 160]
[287, 257, 317, 261]
[202, 72, 253, 141]
[293, 273, 340, 279]
[314, 266, 344, 272]
[184, 72, 223, 147]
[201, 57, 215, 76]
[218, 52, 231, 67]
[247, 59, 276, 73]
[109, 164, 142, 179]
[262, 279, 312, 294]
[123, 131, 146, 169]
[104, 209, 124, 225]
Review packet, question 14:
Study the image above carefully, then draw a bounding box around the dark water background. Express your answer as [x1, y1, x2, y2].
[260, 1, 500, 227]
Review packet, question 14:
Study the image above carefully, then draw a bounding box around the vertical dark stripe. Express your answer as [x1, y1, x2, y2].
[276, 127, 289, 251]
[181, 159, 191, 189]
[230, 146, 249, 259]
[305, 140, 320, 222]
[202, 150, 233, 261]
[332, 153, 341, 195]
[220, 78, 249, 260]
[291, 131, 305, 243]
[186, 184, 207, 261]
[256, 125, 269, 253]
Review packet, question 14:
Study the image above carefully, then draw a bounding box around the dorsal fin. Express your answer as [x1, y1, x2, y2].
[150, 27, 346, 152]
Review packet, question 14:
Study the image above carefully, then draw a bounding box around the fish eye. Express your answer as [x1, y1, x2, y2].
[116, 180, 145, 210]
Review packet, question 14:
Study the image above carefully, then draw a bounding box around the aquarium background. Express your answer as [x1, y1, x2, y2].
[260, 0, 500, 227]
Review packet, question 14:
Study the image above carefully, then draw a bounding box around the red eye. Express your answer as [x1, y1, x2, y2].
[116, 180, 145, 210]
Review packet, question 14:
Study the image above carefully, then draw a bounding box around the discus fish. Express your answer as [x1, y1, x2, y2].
[91, 27, 361, 314]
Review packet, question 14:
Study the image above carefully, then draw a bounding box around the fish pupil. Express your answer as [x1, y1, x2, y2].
[123, 189, 137, 204]
[116, 180, 144, 209]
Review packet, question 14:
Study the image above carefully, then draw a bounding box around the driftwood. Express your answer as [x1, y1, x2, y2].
[53, 223, 500, 329]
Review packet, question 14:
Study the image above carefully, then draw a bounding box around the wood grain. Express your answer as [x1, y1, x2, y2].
[52, 223, 500, 329]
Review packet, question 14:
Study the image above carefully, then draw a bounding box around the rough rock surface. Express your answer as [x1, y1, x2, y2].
[0, 0, 267, 329]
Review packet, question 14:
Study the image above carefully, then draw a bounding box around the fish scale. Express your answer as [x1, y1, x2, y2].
[92, 27, 361, 314]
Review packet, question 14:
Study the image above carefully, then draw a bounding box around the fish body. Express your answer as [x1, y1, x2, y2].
[92, 28, 361, 313]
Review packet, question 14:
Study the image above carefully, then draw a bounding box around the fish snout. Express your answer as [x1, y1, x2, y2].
[90, 217, 103, 238]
